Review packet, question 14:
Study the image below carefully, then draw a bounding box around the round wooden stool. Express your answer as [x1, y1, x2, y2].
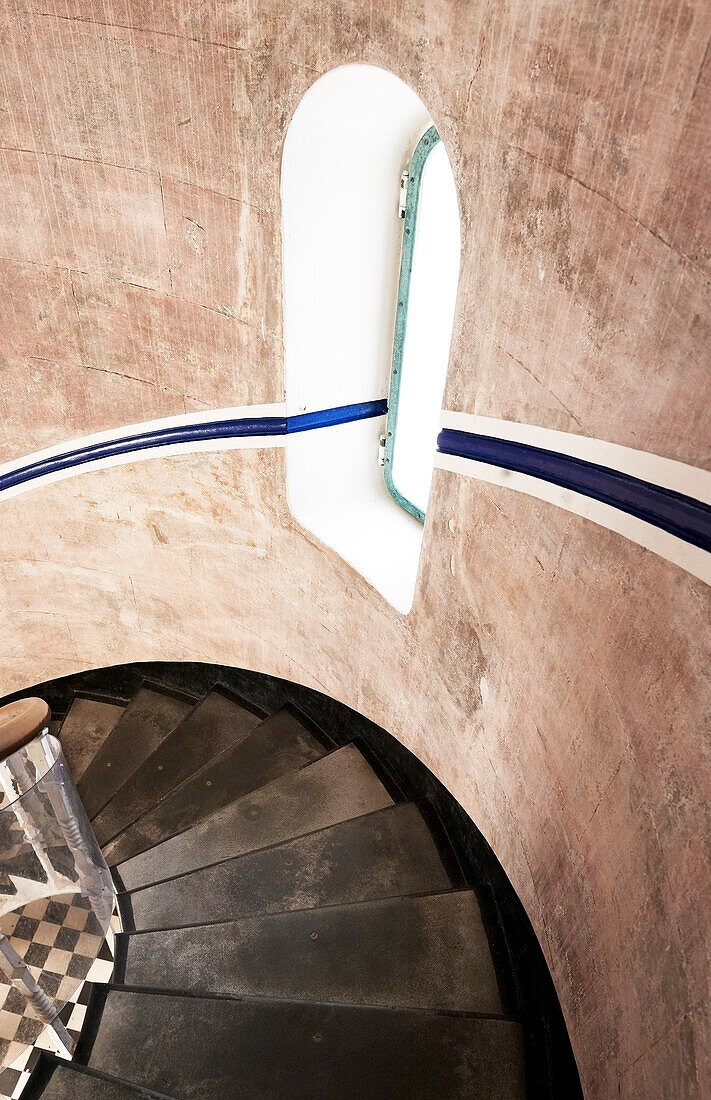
[0, 698, 51, 763]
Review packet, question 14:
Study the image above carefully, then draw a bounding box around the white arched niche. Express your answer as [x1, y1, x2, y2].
[281, 64, 460, 613]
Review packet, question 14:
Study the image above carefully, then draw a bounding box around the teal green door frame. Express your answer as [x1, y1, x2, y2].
[382, 125, 440, 524]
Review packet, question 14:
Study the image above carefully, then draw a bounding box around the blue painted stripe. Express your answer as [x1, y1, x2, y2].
[287, 399, 388, 433]
[437, 428, 711, 553]
[0, 417, 286, 494]
[0, 400, 388, 495]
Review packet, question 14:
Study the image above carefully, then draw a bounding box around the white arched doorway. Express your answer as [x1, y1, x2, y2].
[282, 64, 460, 612]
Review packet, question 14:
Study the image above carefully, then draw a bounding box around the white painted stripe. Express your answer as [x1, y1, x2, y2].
[0, 403, 287, 479]
[439, 410, 711, 506]
[0, 402, 288, 502]
[1, 400, 708, 593]
[435, 451, 711, 586]
[0, 435, 287, 502]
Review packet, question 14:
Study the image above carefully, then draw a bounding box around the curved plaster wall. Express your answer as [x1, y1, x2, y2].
[0, 2, 709, 1097]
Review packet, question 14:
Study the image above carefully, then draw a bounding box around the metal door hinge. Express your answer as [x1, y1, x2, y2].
[378, 434, 386, 467]
[398, 172, 409, 218]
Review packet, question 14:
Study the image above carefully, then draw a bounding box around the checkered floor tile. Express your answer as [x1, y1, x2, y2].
[0, 897, 119, 1098]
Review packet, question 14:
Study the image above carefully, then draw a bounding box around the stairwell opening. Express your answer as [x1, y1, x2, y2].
[4, 662, 582, 1098]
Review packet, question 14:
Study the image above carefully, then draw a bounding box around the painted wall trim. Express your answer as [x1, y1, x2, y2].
[436, 440, 711, 586]
[0, 400, 386, 502]
[439, 411, 711, 506]
[437, 429, 711, 554]
[288, 399, 387, 433]
[1, 399, 709, 586]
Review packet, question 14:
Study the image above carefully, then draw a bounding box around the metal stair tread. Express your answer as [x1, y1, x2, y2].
[91, 688, 265, 848]
[102, 708, 330, 867]
[113, 744, 394, 892]
[81, 987, 524, 1099]
[117, 889, 503, 1015]
[56, 696, 126, 783]
[38, 1078, 156, 1100]
[119, 801, 453, 931]
[76, 685, 196, 821]
[26, 1059, 173, 1100]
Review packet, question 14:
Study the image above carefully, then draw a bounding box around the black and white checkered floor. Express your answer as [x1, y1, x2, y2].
[0, 895, 118, 1099]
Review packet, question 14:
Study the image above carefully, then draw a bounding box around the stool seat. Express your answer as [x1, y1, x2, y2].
[0, 698, 51, 762]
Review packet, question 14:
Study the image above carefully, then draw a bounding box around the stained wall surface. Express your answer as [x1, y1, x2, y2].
[0, 2, 709, 1096]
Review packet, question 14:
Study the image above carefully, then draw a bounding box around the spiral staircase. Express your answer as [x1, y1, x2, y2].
[0, 665, 580, 1098]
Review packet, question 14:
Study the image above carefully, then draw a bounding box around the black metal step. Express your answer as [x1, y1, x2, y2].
[91, 689, 264, 847]
[23, 1056, 173, 1098]
[77, 685, 195, 820]
[84, 987, 525, 1099]
[114, 744, 393, 892]
[103, 708, 328, 867]
[118, 890, 503, 1014]
[121, 802, 452, 931]
[56, 695, 126, 783]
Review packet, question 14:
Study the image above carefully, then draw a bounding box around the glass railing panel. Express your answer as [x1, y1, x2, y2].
[0, 733, 113, 1061]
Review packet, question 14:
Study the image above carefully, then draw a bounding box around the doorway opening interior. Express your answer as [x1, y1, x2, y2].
[282, 64, 460, 612]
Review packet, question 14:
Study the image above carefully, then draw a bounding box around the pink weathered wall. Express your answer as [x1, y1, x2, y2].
[0, 1, 709, 1095]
